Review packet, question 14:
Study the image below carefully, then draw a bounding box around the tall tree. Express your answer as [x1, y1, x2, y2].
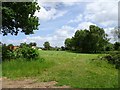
[89, 25, 109, 52]
[43, 41, 51, 50]
[2, 2, 40, 35]
[65, 25, 109, 53]
[73, 29, 91, 52]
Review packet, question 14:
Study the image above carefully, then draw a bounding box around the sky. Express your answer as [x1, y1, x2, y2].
[1, 0, 119, 47]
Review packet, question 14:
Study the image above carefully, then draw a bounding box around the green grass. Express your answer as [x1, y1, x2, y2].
[2, 58, 55, 79]
[2, 51, 118, 88]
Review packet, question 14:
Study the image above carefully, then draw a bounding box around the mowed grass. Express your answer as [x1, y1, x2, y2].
[2, 51, 118, 88]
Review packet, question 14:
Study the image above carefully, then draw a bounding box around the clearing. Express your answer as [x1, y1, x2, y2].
[1, 51, 118, 88]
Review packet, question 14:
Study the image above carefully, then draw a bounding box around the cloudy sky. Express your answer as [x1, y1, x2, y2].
[1, 0, 119, 47]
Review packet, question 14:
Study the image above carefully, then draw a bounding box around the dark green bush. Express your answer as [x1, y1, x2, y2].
[2, 43, 39, 61]
[20, 46, 39, 60]
[2, 44, 14, 61]
[104, 51, 120, 69]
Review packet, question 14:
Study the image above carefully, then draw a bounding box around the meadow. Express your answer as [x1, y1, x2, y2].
[2, 51, 118, 88]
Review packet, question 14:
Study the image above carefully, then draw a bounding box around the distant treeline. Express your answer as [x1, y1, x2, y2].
[42, 25, 120, 53]
[1, 25, 120, 53]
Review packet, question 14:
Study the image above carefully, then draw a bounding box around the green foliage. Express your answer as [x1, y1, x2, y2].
[29, 42, 37, 47]
[65, 38, 73, 50]
[103, 51, 120, 69]
[2, 2, 40, 35]
[61, 46, 65, 51]
[43, 41, 51, 50]
[65, 25, 109, 53]
[2, 57, 54, 79]
[112, 27, 120, 42]
[19, 46, 39, 60]
[105, 43, 114, 51]
[2, 51, 118, 88]
[2, 43, 39, 61]
[114, 42, 120, 50]
[2, 44, 14, 61]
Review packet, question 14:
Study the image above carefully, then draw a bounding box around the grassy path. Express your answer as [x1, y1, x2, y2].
[2, 51, 118, 88]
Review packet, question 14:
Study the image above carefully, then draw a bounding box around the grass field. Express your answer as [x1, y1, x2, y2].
[2, 51, 118, 88]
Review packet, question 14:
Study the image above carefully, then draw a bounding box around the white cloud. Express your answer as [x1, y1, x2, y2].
[84, 1, 118, 27]
[3, 25, 75, 47]
[3, 0, 119, 47]
[34, 1, 67, 21]
[35, 7, 67, 21]
[53, 10, 68, 19]
[2, 38, 27, 46]
[28, 25, 74, 47]
[50, 25, 75, 46]
[104, 27, 115, 43]
[36, 0, 118, 26]
[68, 14, 83, 23]
[37, 0, 118, 3]
[55, 26, 74, 37]
[76, 22, 96, 30]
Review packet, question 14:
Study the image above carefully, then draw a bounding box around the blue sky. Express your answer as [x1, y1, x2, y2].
[1, 0, 118, 47]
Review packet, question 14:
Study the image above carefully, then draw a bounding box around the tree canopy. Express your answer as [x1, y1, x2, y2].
[2, 2, 40, 36]
[65, 38, 73, 50]
[114, 42, 120, 50]
[112, 27, 120, 42]
[65, 25, 109, 53]
[29, 42, 37, 47]
[43, 41, 51, 50]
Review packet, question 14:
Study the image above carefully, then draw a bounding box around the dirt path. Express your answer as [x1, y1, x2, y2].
[0, 77, 70, 88]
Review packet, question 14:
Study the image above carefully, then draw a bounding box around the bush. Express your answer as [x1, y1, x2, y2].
[2, 44, 14, 61]
[20, 46, 39, 60]
[104, 51, 120, 69]
[2, 43, 39, 61]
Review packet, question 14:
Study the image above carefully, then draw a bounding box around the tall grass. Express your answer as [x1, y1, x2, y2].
[2, 51, 118, 88]
[2, 58, 55, 79]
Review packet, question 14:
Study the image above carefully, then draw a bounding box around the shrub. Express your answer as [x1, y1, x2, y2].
[20, 46, 39, 60]
[2, 44, 13, 61]
[103, 51, 120, 69]
[2, 43, 39, 61]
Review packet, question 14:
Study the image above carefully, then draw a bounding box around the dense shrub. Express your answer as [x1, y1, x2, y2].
[2, 44, 14, 61]
[19, 46, 39, 60]
[2, 43, 39, 61]
[114, 42, 120, 51]
[103, 51, 120, 69]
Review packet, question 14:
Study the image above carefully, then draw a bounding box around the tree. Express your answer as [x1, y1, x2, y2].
[2, 2, 40, 35]
[61, 46, 65, 51]
[89, 25, 109, 52]
[114, 42, 120, 50]
[72, 29, 90, 52]
[43, 41, 51, 50]
[20, 43, 29, 48]
[65, 25, 109, 53]
[29, 42, 37, 47]
[112, 27, 120, 42]
[65, 38, 73, 50]
[8, 44, 14, 47]
[105, 42, 113, 51]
